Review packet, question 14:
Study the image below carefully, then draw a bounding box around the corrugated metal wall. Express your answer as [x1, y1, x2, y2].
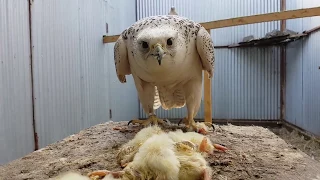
[137, 0, 281, 120]
[0, 0, 35, 164]
[286, 0, 320, 136]
[105, 0, 139, 122]
[31, 0, 138, 148]
[0, 0, 138, 164]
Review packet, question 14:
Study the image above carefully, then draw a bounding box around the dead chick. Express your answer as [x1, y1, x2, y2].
[89, 133, 212, 180]
[90, 133, 180, 180]
[118, 125, 226, 168]
[53, 171, 91, 180]
[168, 129, 217, 156]
[54, 171, 122, 180]
[174, 141, 212, 180]
[116, 125, 164, 167]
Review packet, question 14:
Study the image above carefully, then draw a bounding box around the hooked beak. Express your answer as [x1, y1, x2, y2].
[151, 43, 165, 65]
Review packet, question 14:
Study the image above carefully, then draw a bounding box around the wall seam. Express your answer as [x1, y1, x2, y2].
[28, 0, 39, 151]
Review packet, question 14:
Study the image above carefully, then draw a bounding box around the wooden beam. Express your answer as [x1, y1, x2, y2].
[102, 35, 119, 43]
[103, 6, 320, 43]
[204, 30, 212, 123]
[201, 6, 320, 29]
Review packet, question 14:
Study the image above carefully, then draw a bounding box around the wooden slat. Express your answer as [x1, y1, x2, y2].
[280, 0, 286, 121]
[103, 6, 320, 43]
[201, 6, 320, 29]
[102, 35, 120, 43]
[204, 30, 212, 123]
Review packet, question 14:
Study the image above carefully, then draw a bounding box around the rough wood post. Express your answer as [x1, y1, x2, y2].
[280, 0, 286, 121]
[204, 29, 212, 123]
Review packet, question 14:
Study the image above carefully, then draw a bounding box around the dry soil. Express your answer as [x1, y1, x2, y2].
[1, 121, 320, 180]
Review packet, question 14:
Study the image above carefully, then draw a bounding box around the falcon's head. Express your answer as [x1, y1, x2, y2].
[134, 27, 185, 66]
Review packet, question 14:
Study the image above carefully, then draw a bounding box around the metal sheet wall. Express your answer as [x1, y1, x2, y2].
[105, 0, 139, 122]
[286, 0, 320, 136]
[31, 0, 138, 148]
[0, 0, 35, 164]
[137, 0, 281, 120]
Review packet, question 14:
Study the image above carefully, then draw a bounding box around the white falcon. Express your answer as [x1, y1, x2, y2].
[113, 14, 215, 134]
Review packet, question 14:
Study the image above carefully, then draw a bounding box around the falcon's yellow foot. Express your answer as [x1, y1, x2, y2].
[178, 118, 215, 134]
[186, 121, 215, 135]
[87, 170, 124, 179]
[128, 115, 169, 127]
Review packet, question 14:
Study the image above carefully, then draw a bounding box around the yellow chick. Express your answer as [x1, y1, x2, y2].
[55, 171, 122, 180]
[89, 132, 213, 180]
[89, 133, 180, 180]
[53, 171, 91, 180]
[168, 129, 215, 156]
[116, 125, 164, 167]
[120, 133, 180, 180]
[174, 141, 212, 180]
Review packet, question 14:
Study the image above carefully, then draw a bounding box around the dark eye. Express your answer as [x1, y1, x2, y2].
[167, 38, 173, 46]
[142, 41, 149, 49]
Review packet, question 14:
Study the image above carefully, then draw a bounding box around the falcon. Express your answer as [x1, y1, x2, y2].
[113, 13, 215, 134]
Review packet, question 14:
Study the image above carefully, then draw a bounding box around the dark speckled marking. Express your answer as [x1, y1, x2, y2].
[116, 15, 214, 77]
[120, 15, 201, 46]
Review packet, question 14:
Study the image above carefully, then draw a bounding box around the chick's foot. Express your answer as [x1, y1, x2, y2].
[88, 170, 124, 179]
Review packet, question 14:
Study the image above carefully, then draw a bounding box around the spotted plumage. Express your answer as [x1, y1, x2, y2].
[113, 14, 215, 132]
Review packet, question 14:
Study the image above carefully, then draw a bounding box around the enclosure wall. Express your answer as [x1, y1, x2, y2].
[31, 0, 138, 148]
[285, 0, 320, 136]
[0, 0, 138, 164]
[0, 0, 35, 165]
[105, 0, 139, 123]
[137, 0, 281, 120]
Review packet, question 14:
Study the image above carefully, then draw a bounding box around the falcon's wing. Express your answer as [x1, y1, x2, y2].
[196, 27, 215, 78]
[114, 36, 131, 83]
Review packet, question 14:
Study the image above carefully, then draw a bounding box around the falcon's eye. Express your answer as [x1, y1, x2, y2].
[142, 41, 149, 49]
[167, 38, 173, 46]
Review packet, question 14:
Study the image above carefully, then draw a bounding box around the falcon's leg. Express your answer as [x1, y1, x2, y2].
[128, 78, 169, 127]
[183, 78, 213, 134]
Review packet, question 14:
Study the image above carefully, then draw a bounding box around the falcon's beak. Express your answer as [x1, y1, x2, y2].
[152, 43, 165, 65]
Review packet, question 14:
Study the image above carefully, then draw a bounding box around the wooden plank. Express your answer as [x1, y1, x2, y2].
[103, 6, 320, 43]
[303, 25, 320, 34]
[102, 35, 120, 43]
[201, 6, 320, 29]
[204, 30, 212, 123]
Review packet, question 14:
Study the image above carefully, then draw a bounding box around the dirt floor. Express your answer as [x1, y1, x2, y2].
[270, 127, 320, 162]
[1, 121, 320, 180]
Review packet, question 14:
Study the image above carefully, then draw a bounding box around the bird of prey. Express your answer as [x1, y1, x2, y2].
[113, 13, 215, 134]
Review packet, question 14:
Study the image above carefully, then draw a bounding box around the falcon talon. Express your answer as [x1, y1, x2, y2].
[211, 124, 215, 131]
